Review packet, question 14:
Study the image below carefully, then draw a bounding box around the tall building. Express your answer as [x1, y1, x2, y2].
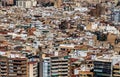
[94, 61, 112, 77]
[0, 56, 28, 77]
[43, 57, 50, 77]
[50, 56, 71, 77]
[113, 62, 120, 77]
[8, 58, 28, 77]
[0, 56, 8, 77]
[28, 61, 39, 77]
[93, 55, 120, 77]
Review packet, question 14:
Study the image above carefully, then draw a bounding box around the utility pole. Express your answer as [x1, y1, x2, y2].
[38, 46, 43, 77]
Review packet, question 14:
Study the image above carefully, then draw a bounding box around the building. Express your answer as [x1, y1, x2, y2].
[50, 56, 71, 77]
[94, 60, 112, 77]
[90, 3, 105, 17]
[16, 0, 37, 8]
[0, 56, 28, 77]
[93, 55, 120, 77]
[43, 57, 50, 77]
[8, 58, 28, 77]
[113, 62, 120, 77]
[1, 0, 14, 6]
[28, 57, 50, 77]
[63, 0, 75, 11]
[111, 8, 120, 24]
[28, 61, 38, 77]
[0, 56, 8, 77]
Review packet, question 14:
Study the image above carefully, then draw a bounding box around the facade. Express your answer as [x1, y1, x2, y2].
[113, 63, 120, 77]
[16, 0, 37, 8]
[94, 61, 112, 77]
[28, 61, 38, 77]
[8, 58, 28, 77]
[43, 57, 50, 77]
[111, 8, 120, 24]
[50, 56, 71, 77]
[0, 57, 28, 77]
[0, 57, 8, 77]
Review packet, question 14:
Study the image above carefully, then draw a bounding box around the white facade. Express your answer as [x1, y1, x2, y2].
[16, 0, 37, 8]
[43, 57, 50, 77]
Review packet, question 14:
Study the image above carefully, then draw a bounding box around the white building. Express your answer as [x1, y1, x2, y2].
[16, 0, 37, 8]
[43, 57, 50, 77]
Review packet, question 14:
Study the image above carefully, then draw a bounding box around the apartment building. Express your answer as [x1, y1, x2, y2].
[8, 58, 28, 77]
[50, 56, 71, 77]
[0, 57, 28, 77]
[16, 0, 37, 8]
[94, 61, 112, 77]
[113, 62, 120, 77]
[94, 58, 120, 77]
[93, 55, 120, 77]
[28, 61, 38, 77]
[0, 56, 8, 77]
[43, 57, 50, 77]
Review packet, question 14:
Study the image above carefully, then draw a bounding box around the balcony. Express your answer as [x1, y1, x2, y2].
[17, 71, 22, 74]
[51, 63, 59, 65]
[51, 66, 59, 69]
[21, 68, 26, 71]
[51, 59, 59, 62]
[9, 74, 17, 76]
[113, 70, 120, 73]
[1, 66, 7, 69]
[0, 70, 7, 73]
[51, 70, 58, 72]
[0, 63, 7, 65]
[113, 74, 120, 77]
[0, 73, 7, 76]
[59, 66, 68, 68]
